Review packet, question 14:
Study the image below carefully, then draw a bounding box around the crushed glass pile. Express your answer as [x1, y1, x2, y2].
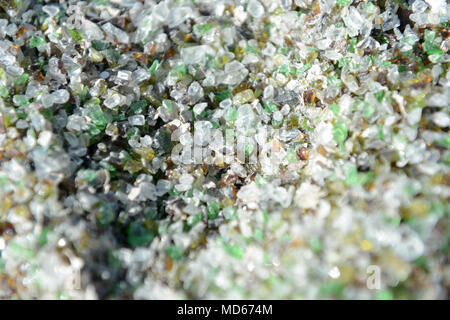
[0, 0, 449, 299]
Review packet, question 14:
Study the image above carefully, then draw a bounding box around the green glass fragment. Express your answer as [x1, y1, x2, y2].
[296, 63, 311, 75]
[279, 47, 289, 55]
[362, 102, 375, 119]
[414, 256, 429, 272]
[337, 0, 351, 6]
[16, 108, 26, 119]
[349, 38, 357, 53]
[375, 289, 394, 300]
[174, 64, 187, 76]
[86, 104, 108, 130]
[41, 108, 53, 121]
[286, 148, 297, 164]
[254, 228, 264, 241]
[187, 213, 202, 226]
[436, 136, 450, 148]
[162, 99, 174, 113]
[380, 61, 392, 69]
[13, 95, 29, 107]
[0, 85, 9, 98]
[255, 174, 268, 187]
[263, 100, 277, 113]
[223, 243, 244, 259]
[330, 103, 339, 117]
[67, 28, 83, 42]
[376, 90, 385, 103]
[424, 30, 436, 43]
[148, 60, 160, 75]
[397, 65, 407, 73]
[129, 100, 148, 114]
[245, 45, 259, 56]
[244, 143, 254, 156]
[207, 201, 221, 219]
[92, 40, 110, 51]
[264, 22, 275, 35]
[333, 121, 348, 144]
[427, 47, 443, 56]
[345, 166, 359, 186]
[309, 238, 323, 253]
[362, 1, 375, 13]
[9, 241, 35, 260]
[227, 106, 238, 121]
[327, 76, 342, 87]
[29, 35, 45, 48]
[104, 49, 121, 64]
[338, 57, 350, 68]
[193, 24, 212, 35]
[360, 172, 375, 185]
[127, 222, 155, 247]
[320, 281, 343, 297]
[97, 202, 115, 226]
[166, 245, 183, 260]
[38, 227, 49, 247]
[377, 124, 384, 140]
[81, 169, 97, 182]
[215, 89, 232, 102]
[279, 64, 290, 74]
